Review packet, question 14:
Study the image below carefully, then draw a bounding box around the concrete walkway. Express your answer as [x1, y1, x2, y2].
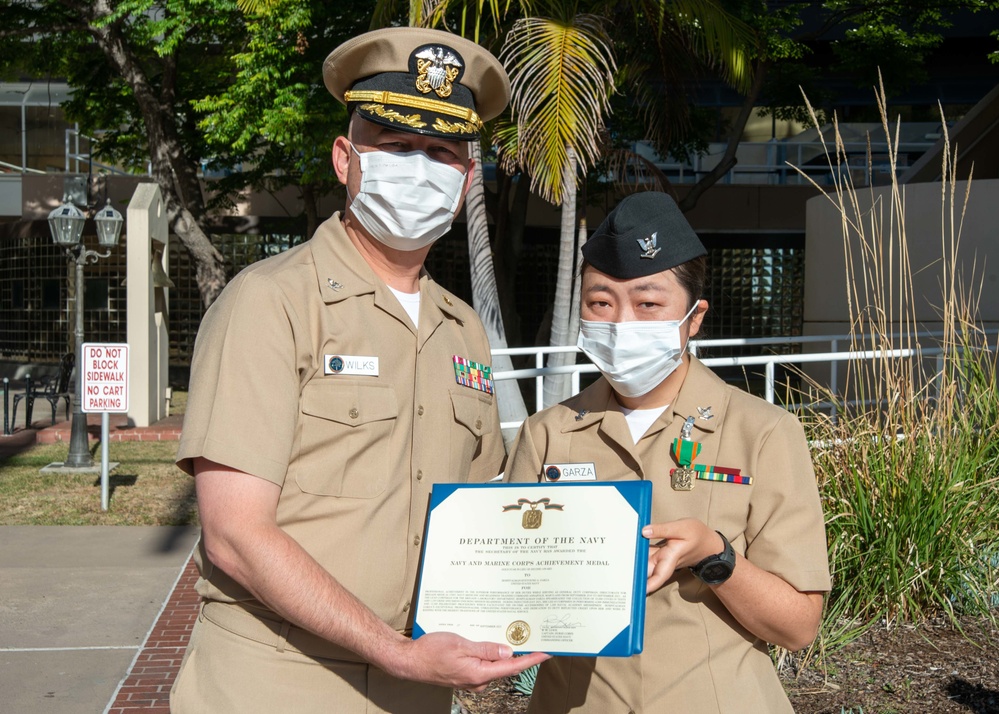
[0, 526, 200, 714]
[1, 404, 196, 713]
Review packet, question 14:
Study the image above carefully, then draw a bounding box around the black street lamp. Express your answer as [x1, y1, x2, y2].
[47, 198, 123, 469]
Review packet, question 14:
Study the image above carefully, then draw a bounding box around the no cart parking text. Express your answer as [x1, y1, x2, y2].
[82, 343, 129, 413]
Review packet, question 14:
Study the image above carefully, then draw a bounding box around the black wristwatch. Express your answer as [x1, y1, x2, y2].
[689, 531, 736, 584]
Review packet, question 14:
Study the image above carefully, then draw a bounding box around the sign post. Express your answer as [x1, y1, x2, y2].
[82, 343, 129, 510]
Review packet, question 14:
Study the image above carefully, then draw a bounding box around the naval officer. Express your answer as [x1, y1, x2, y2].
[172, 27, 548, 713]
[504, 191, 830, 713]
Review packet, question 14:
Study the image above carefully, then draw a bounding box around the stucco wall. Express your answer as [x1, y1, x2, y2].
[802, 178, 998, 393]
[805, 179, 998, 330]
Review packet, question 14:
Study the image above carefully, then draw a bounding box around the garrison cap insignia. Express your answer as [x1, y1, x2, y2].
[637, 232, 661, 260]
[414, 45, 463, 98]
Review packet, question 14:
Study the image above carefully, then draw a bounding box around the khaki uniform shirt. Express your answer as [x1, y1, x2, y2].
[178, 214, 505, 637]
[505, 358, 831, 714]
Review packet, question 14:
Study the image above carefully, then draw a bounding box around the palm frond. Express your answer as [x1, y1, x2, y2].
[639, 0, 756, 92]
[492, 117, 521, 176]
[501, 14, 616, 204]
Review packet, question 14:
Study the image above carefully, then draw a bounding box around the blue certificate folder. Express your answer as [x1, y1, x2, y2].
[413, 481, 652, 657]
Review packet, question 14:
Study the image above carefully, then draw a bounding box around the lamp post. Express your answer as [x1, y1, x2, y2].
[47, 198, 123, 469]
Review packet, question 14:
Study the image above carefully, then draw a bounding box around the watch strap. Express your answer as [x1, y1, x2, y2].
[689, 530, 735, 584]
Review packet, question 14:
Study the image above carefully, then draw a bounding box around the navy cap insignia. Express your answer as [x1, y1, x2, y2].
[637, 231, 661, 259]
[415, 46, 462, 98]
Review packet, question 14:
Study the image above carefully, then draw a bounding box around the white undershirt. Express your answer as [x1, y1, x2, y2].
[388, 286, 421, 329]
[618, 404, 669, 444]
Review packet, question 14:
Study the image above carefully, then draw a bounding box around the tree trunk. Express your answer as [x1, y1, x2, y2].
[679, 60, 770, 213]
[301, 182, 321, 241]
[87, 1, 227, 308]
[466, 142, 528, 444]
[569, 181, 588, 348]
[542, 146, 579, 408]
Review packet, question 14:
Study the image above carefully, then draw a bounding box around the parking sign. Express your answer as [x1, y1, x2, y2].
[82, 343, 129, 413]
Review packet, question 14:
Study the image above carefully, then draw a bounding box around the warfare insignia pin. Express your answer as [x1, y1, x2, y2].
[637, 231, 661, 260]
[414, 46, 462, 99]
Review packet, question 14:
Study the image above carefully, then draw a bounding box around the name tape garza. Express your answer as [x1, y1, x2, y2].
[324, 354, 379, 377]
[543, 462, 597, 482]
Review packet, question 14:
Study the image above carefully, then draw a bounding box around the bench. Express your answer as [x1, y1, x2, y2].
[12, 353, 75, 428]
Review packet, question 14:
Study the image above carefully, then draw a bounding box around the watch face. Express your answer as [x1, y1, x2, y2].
[701, 562, 733, 583]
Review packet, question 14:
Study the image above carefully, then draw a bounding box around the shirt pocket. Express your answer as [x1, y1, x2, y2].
[448, 390, 493, 481]
[297, 382, 399, 499]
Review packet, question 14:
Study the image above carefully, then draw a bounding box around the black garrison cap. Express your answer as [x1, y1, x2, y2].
[582, 192, 707, 279]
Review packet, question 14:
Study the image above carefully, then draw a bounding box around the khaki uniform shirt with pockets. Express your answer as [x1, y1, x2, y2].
[504, 358, 831, 714]
[177, 213, 505, 637]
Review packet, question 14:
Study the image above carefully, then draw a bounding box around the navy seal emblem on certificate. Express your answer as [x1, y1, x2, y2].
[413, 482, 652, 657]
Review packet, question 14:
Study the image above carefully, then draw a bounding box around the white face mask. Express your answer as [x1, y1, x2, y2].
[347, 145, 466, 251]
[577, 303, 698, 398]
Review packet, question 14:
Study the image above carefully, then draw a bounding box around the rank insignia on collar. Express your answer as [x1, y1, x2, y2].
[415, 46, 462, 99]
[697, 406, 714, 420]
[453, 355, 494, 395]
[575, 409, 589, 421]
[637, 231, 661, 260]
[680, 415, 696, 440]
[327, 278, 343, 291]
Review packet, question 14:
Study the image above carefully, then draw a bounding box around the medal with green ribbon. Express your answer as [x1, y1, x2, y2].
[669, 415, 754, 489]
[671, 416, 700, 491]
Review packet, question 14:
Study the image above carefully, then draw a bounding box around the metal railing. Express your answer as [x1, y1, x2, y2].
[492, 330, 999, 430]
[65, 127, 151, 176]
[627, 139, 936, 186]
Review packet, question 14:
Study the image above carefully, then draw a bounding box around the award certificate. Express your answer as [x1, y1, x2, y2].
[413, 481, 652, 657]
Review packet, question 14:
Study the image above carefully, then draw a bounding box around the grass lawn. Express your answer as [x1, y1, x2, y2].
[0, 395, 197, 526]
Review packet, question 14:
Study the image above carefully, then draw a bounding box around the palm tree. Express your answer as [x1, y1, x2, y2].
[499, 10, 617, 407]
[497, 0, 754, 407]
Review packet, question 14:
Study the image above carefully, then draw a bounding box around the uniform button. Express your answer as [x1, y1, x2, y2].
[349, 407, 359, 419]
[475, 418, 482, 430]
[418, 405, 424, 416]
[413, 535, 421, 546]
[416, 470, 423, 480]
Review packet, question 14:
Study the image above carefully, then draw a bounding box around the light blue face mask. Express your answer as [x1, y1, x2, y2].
[577, 302, 698, 398]
[347, 144, 466, 251]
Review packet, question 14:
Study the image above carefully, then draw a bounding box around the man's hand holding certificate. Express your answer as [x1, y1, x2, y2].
[413, 482, 652, 657]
